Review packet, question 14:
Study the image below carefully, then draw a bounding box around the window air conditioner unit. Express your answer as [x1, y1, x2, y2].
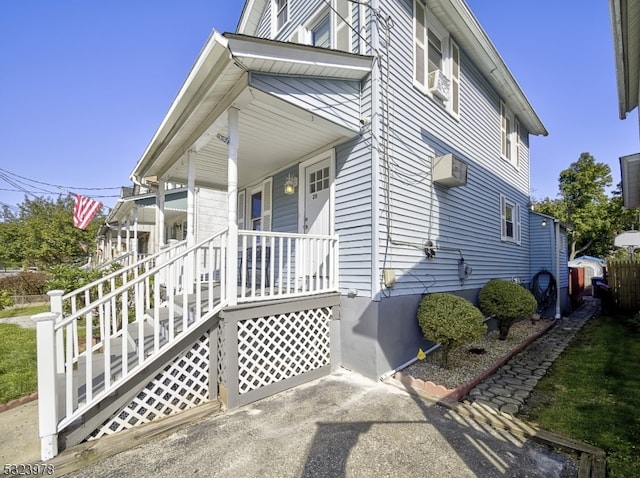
[433, 153, 468, 187]
[428, 70, 450, 101]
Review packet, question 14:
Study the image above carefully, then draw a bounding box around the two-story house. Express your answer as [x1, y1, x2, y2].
[35, 0, 566, 460]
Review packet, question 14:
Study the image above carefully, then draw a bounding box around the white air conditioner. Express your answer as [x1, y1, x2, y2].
[433, 153, 468, 187]
[428, 70, 450, 101]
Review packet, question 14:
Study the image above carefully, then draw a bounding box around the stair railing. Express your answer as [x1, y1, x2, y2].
[34, 229, 228, 460]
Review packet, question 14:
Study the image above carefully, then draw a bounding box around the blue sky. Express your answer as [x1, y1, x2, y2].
[1, 1, 637, 213]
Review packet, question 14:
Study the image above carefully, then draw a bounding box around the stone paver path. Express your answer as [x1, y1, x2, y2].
[465, 297, 601, 416]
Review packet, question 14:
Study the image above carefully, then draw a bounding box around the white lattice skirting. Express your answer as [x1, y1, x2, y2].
[236, 307, 332, 395]
[90, 333, 210, 440]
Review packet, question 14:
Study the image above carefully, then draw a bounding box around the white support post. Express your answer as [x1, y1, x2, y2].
[156, 178, 166, 250]
[125, 216, 131, 264]
[133, 206, 139, 262]
[48, 290, 64, 374]
[33, 311, 60, 461]
[187, 150, 197, 247]
[554, 219, 561, 319]
[117, 223, 122, 256]
[185, 151, 197, 294]
[227, 107, 240, 306]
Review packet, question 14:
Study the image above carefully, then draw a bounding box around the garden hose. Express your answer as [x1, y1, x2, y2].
[531, 270, 557, 314]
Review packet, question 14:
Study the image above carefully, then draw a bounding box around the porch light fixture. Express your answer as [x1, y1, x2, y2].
[541, 219, 548, 227]
[284, 174, 298, 195]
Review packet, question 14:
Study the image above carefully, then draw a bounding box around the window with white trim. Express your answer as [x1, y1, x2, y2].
[297, 2, 351, 52]
[414, 0, 460, 115]
[500, 194, 521, 244]
[273, 0, 289, 34]
[237, 178, 272, 232]
[500, 101, 520, 168]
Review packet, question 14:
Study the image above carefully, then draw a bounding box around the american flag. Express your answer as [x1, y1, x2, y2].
[73, 194, 102, 230]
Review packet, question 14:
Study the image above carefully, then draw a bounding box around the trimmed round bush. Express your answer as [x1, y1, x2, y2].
[417, 293, 487, 368]
[478, 279, 537, 340]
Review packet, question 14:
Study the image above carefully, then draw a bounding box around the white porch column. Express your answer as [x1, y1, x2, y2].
[117, 223, 122, 256]
[125, 216, 131, 264]
[187, 150, 197, 247]
[227, 107, 240, 306]
[133, 206, 139, 262]
[156, 178, 166, 249]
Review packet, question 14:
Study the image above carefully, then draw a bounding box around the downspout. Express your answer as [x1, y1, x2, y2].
[554, 219, 561, 319]
[370, 0, 382, 301]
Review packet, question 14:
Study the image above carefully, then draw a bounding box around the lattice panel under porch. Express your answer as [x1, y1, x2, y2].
[237, 307, 331, 395]
[89, 333, 210, 440]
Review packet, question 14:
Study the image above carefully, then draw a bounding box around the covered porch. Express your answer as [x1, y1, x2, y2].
[35, 33, 372, 460]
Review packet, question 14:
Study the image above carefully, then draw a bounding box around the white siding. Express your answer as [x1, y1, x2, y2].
[196, 188, 228, 242]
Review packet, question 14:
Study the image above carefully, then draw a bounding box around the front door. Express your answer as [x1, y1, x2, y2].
[303, 156, 332, 236]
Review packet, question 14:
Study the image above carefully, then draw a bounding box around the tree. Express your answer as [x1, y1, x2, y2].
[0, 195, 104, 269]
[535, 153, 616, 259]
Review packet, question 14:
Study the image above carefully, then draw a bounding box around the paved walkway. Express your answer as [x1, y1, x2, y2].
[465, 297, 601, 415]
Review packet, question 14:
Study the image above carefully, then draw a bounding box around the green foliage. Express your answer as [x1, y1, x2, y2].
[417, 293, 487, 368]
[0, 271, 49, 296]
[478, 279, 537, 340]
[0, 195, 104, 269]
[533, 153, 637, 259]
[0, 290, 13, 311]
[45, 264, 104, 294]
[0, 324, 37, 403]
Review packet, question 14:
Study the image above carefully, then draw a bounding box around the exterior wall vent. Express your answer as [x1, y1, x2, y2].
[433, 153, 468, 187]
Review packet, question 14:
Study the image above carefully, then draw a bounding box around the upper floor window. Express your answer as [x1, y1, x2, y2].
[291, 2, 351, 52]
[500, 194, 521, 244]
[414, 0, 460, 116]
[273, 0, 289, 34]
[311, 12, 331, 48]
[500, 101, 520, 168]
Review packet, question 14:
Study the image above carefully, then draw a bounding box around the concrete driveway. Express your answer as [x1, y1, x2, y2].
[58, 369, 577, 477]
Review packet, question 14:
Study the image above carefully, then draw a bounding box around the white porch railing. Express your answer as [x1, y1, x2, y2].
[34, 231, 227, 460]
[237, 230, 339, 302]
[34, 228, 339, 460]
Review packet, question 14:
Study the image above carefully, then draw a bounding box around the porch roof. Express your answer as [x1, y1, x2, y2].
[130, 32, 373, 190]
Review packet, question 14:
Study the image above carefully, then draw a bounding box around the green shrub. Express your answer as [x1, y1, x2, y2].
[0, 290, 13, 311]
[478, 279, 537, 340]
[417, 293, 487, 368]
[0, 271, 49, 296]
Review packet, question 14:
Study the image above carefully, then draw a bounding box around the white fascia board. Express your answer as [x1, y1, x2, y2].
[237, 0, 265, 36]
[609, 0, 630, 119]
[435, 0, 548, 136]
[130, 31, 232, 182]
[226, 34, 373, 79]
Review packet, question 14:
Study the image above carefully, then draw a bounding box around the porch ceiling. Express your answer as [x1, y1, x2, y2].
[131, 32, 372, 190]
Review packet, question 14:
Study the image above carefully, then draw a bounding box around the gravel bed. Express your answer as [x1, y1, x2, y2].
[401, 318, 553, 390]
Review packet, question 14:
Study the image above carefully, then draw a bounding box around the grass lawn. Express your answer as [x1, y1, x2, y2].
[0, 304, 49, 319]
[0, 324, 37, 404]
[522, 315, 640, 477]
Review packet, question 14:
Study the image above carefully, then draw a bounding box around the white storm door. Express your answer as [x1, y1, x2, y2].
[300, 155, 333, 289]
[303, 157, 332, 236]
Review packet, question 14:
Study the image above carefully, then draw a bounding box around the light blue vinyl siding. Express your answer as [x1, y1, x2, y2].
[529, 212, 569, 289]
[249, 73, 361, 131]
[335, 135, 373, 295]
[374, 0, 535, 296]
[272, 166, 298, 233]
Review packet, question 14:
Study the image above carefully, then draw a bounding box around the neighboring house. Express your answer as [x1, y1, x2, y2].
[610, 0, 640, 207]
[35, 0, 559, 460]
[96, 184, 227, 266]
